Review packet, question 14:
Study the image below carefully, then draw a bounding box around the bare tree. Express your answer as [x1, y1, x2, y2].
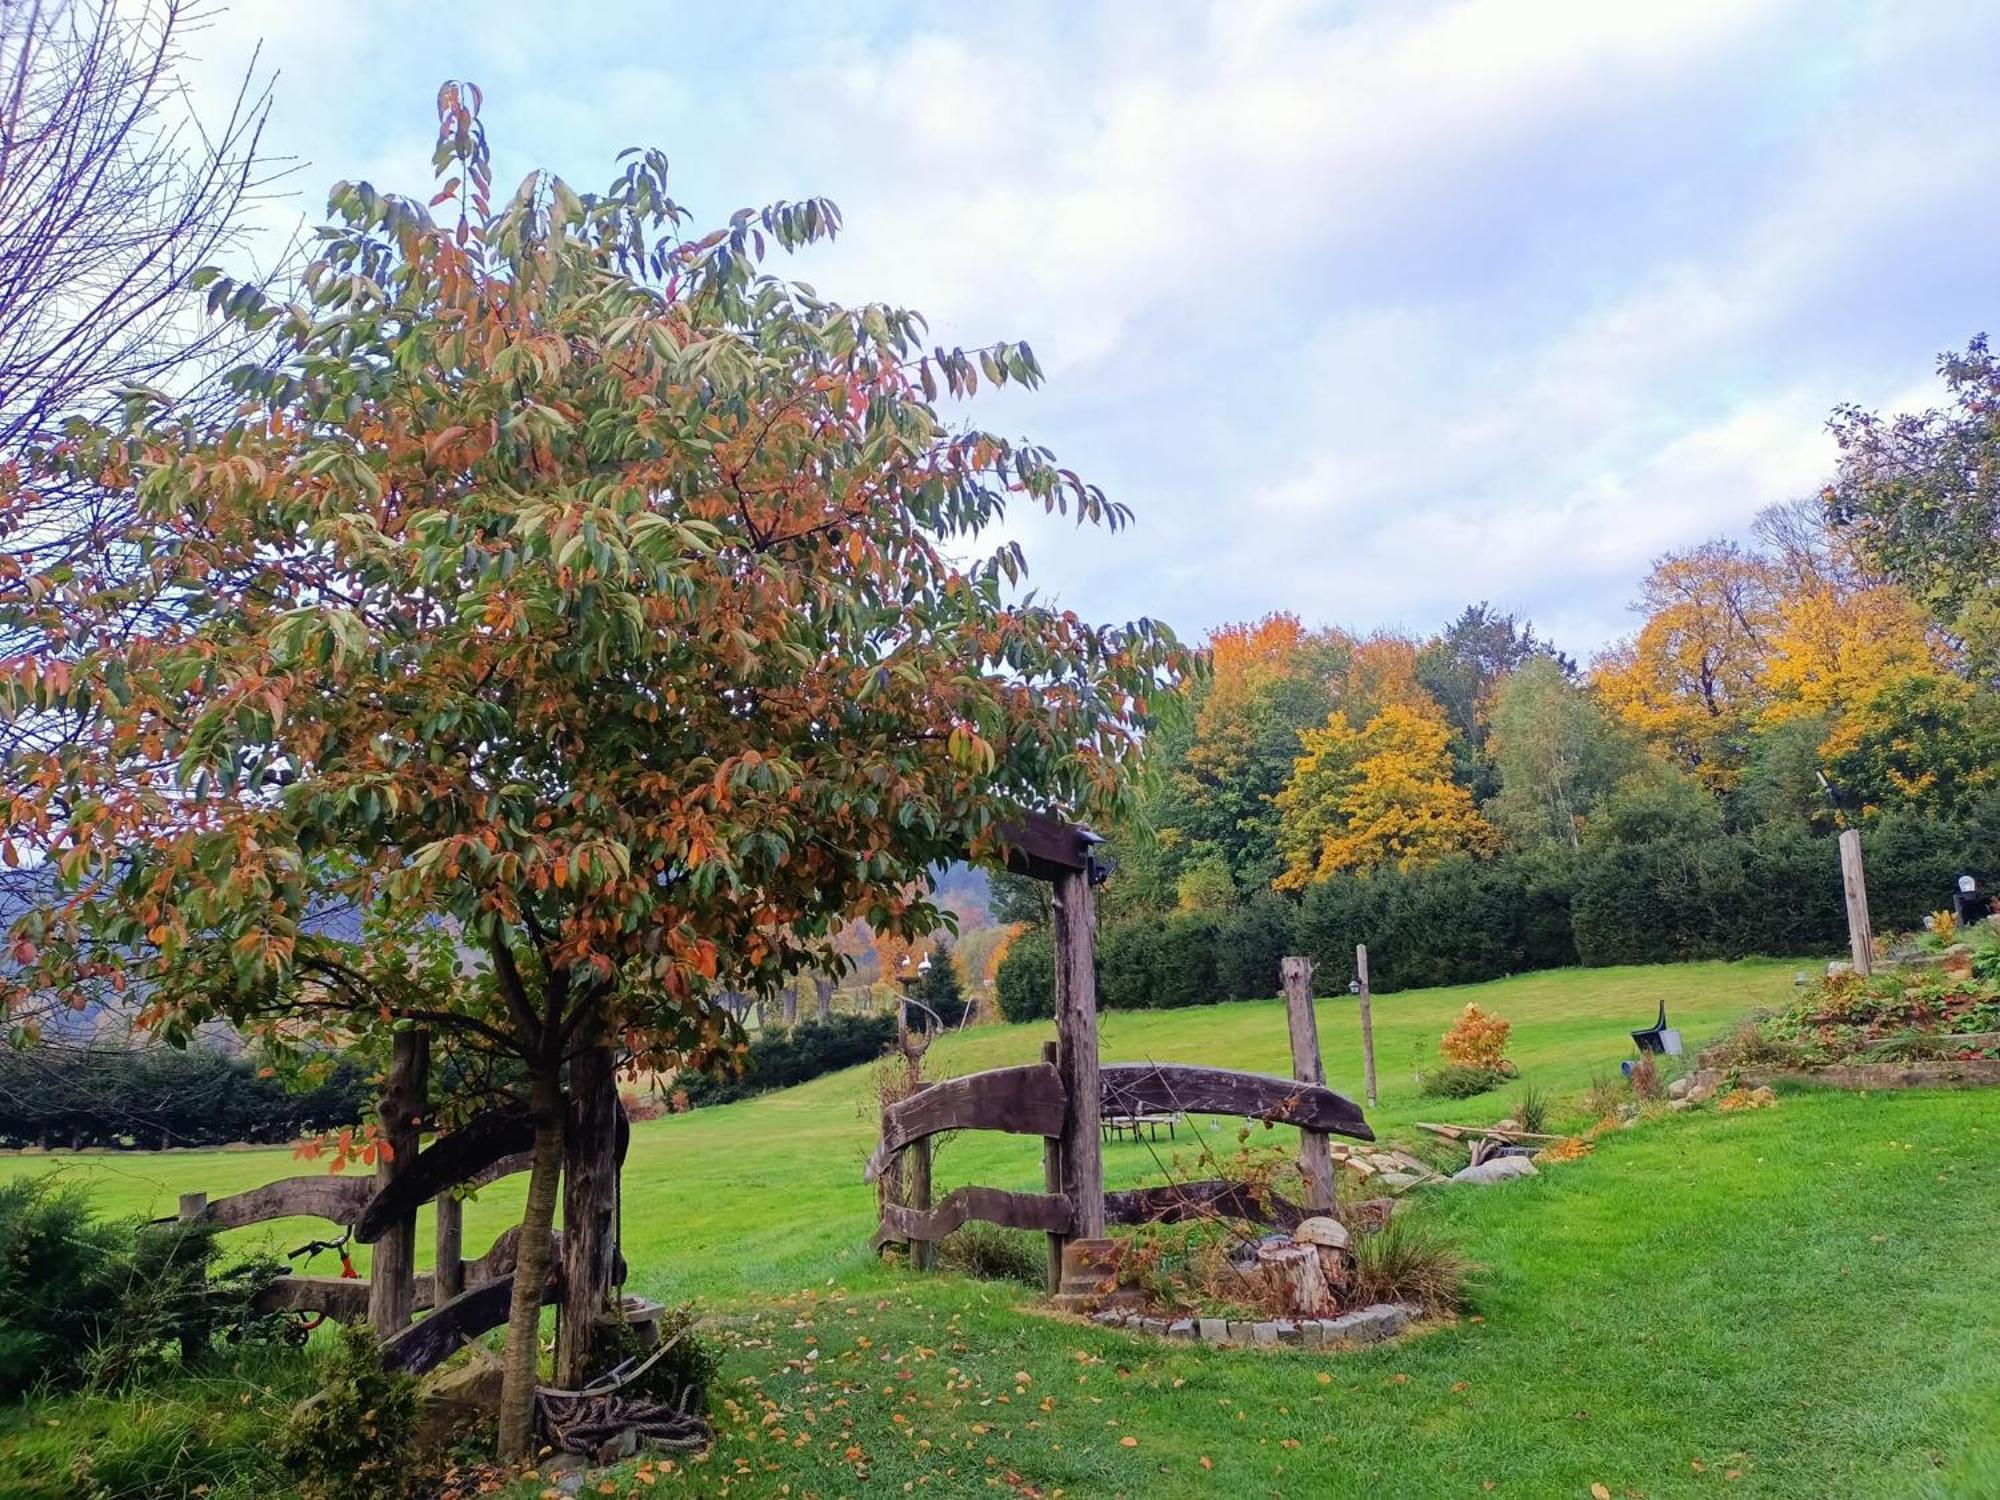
[0, 0, 281, 1037]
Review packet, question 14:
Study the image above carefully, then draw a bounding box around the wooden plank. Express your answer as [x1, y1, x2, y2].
[881, 1186, 1074, 1243]
[370, 1028, 429, 1335]
[1100, 1063, 1375, 1142]
[863, 1063, 1066, 1181]
[1282, 956, 1336, 1215]
[1104, 1179, 1307, 1233]
[379, 1264, 560, 1377]
[1839, 828, 1874, 976]
[357, 1108, 627, 1242]
[907, 1133, 933, 1271]
[435, 1191, 464, 1304]
[995, 812, 1094, 882]
[1054, 864, 1105, 1241]
[252, 1270, 435, 1319]
[186, 1175, 374, 1231]
[464, 1224, 527, 1284]
[1041, 1040, 1063, 1296]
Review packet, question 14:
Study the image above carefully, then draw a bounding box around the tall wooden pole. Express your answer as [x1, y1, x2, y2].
[1281, 956, 1336, 1214]
[1040, 1040, 1063, 1294]
[369, 1027, 429, 1336]
[1052, 865, 1104, 1244]
[1355, 944, 1378, 1110]
[1839, 829, 1874, 976]
[907, 1132, 933, 1272]
[434, 1190, 464, 1304]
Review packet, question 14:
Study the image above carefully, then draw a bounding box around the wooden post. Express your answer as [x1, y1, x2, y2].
[1040, 1040, 1062, 1295]
[369, 1027, 429, 1336]
[434, 1190, 464, 1303]
[177, 1191, 207, 1223]
[1355, 944, 1378, 1109]
[1281, 956, 1336, 1215]
[907, 1133, 933, 1272]
[1839, 829, 1874, 976]
[815, 973, 834, 1022]
[557, 1024, 622, 1387]
[1052, 865, 1104, 1244]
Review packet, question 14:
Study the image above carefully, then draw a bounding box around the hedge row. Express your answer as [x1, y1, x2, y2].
[995, 814, 1998, 1019]
[675, 1013, 897, 1108]
[0, 1046, 370, 1150]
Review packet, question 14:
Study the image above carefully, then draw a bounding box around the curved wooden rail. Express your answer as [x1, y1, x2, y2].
[1105, 1178, 1307, 1232]
[863, 1062, 1066, 1182]
[357, 1104, 628, 1241]
[380, 1247, 563, 1376]
[182, 1175, 375, 1230]
[1101, 1063, 1373, 1141]
[877, 1186, 1073, 1247]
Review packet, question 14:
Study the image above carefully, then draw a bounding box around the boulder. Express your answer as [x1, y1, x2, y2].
[1451, 1156, 1538, 1186]
[414, 1349, 504, 1449]
[1667, 1076, 1692, 1101]
[1494, 1118, 1522, 1132]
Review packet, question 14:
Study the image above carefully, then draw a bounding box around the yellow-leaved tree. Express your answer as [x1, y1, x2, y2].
[1273, 704, 1499, 888]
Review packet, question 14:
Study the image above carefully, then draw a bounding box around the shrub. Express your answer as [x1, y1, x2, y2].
[1629, 1055, 1663, 1102]
[1213, 894, 1301, 1000]
[1512, 1084, 1551, 1135]
[1439, 1004, 1511, 1070]
[1418, 1064, 1511, 1099]
[1582, 1073, 1624, 1119]
[994, 926, 1055, 1022]
[0, 1178, 127, 1399]
[277, 1322, 423, 1500]
[596, 1303, 718, 1412]
[676, 1012, 895, 1107]
[1349, 1216, 1474, 1314]
[935, 1222, 1046, 1287]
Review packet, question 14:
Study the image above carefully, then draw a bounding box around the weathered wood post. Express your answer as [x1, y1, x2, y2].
[1281, 956, 1336, 1215]
[434, 1190, 464, 1305]
[815, 973, 834, 1022]
[557, 1021, 622, 1387]
[1839, 829, 1874, 976]
[907, 1131, 934, 1272]
[1355, 943, 1378, 1109]
[1050, 859, 1107, 1309]
[369, 1027, 429, 1336]
[1040, 1039, 1063, 1295]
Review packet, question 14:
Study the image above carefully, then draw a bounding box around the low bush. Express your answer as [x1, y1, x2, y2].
[1439, 1004, 1511, 1070]
[935, 1222, 1046, 1288]
[676, 1013, 896, 1107]
[277, 1322, 423, 1500]
[1418, 1064, 1511, 1100]
[1512, 1084, 1552, 1134]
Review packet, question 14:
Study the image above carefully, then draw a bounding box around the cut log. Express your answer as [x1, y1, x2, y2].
[863, 1063, 1066, 1181]
[1100, 1064, 1374, 1141]
[1103, 1179, 1307, 1232]
[879, 1186, 1073, 1244]
[1256, 1242, 1335, 1318]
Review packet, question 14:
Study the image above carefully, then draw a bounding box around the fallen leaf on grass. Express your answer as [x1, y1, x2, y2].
[1119, 1436, 1138, 1448]
[1592, 1485, 1612, 1499]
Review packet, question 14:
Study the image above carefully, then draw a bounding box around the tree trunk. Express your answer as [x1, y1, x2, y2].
[496, 1068, 565, 1463]
[783, 981, 799, 1027]
[369, 1028, 429, 1336]
[815, 973, 833, 1022]
[556, 1027, 620, 1388]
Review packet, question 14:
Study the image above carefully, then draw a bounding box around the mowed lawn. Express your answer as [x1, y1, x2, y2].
[7, 958, 2000, 1497]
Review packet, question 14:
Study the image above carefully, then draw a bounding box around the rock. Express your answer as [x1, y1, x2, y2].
[1140, 1317, 1171, 1337]
[1251, 1322, 1280, 1346]
[1225, 1320, 1255, 1344]
[1091, 1310, 1123, 1326]
[1272, 1318, 1299, 1342]
[1166, 1318, 1195, 1338]
[1687, 1082, 1717, 1105]
[1198, 1317, 1229, 1344]
[1377, 1170, 1423, 1191]
[1451, 1156, 1538, 1185]
[414, 1350, 504, 1449]
[1667, 1076, 1692, 1101]
[1293, 1216, 1351, 1250]
[1669, 1098, 1694, 1112]
[1324, 1303, 1415, 1345]
[1750, 1085, 1777, 1106]
[1299, 1319, 1327, 1347]
[1494, 1118, 1522, 1132]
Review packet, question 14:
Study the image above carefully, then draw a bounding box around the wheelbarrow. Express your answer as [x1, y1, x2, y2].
[1630, 1000, 1683, 1056]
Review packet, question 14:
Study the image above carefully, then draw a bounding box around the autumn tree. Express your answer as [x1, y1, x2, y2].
[1592, 540, 1774, 790]
[1828, 337, 2000, 686]
[0, 85, 1186, 1455]
[1272, 703, 1497, 887]
[1486, 656, 1635, 849]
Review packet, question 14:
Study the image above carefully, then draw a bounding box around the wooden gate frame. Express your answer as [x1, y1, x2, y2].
[870, 814, 1373, 1292]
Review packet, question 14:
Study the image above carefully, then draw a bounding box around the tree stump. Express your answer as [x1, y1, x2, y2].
[1256, 1242, 1336, 1318]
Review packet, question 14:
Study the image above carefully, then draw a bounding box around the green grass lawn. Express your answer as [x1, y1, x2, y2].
[7, 957, 2000, 1497]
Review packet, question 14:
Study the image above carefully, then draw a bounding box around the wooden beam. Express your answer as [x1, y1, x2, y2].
[378, 1264, 560, 1377]
[1100, 1063, 1374, 1142]
[1839, 828, 1874, 976]
[435, 1191, 464, 1304]
[357, 1108, 627, 1242]
[1104, 1179, 1307, 1233]
[1041, 1040, 1063, 1296]
[1053, 864, 1105, 1242]
[863, 1063, 1066, 1181]
[881, 1186, 1074, 1244]
[995, 811, 1095, 882]
[369, 1028, 428, 1336]
[174, 1176, 373, 1231]
[1282, 956, 1336, 1215]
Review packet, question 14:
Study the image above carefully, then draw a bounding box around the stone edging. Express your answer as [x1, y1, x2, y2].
[1090, 1301, 1417, 1348]
[1737, 1059, 2000, 1091]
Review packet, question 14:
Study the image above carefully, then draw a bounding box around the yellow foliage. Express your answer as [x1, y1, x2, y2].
[1758, 580, 1937, 726]
[1273, 703, 1498, 888]
[1440, 1004, 1511, 1069]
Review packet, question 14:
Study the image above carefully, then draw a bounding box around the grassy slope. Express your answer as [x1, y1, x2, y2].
[6, 958, 1999, 1497]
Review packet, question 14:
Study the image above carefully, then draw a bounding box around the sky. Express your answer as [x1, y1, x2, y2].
[180, 0, 2000, 660]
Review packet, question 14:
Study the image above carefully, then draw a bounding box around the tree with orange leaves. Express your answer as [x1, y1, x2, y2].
[0, 85, 1187, 1453]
